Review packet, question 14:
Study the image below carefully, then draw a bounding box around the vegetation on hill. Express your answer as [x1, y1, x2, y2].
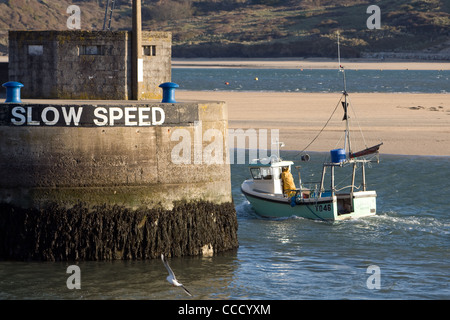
[0, 0, 449, 58]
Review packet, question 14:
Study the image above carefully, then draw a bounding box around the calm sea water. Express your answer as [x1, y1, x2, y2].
[0, 152, 449, 300]
[1, 69, 449, 301]
[172, 68, 449, 93]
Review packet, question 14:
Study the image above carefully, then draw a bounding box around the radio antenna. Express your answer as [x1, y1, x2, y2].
[337, 32, 347, 92]
[337, 32, 342, 70]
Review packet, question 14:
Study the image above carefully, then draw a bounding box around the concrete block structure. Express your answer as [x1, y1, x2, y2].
[8, 30, 171, 100]
[1, 26, 239, 261]
[0, 100, 232, 209]
[0, 99, 238, 261]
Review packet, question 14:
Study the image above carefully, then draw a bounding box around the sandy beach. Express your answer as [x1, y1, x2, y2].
[177, 90, 450, 157]
[172, 57, 450, 70]
[175, 58, 449, 157]
[2, 56, 449, 156]
[3, 56, 449, 70]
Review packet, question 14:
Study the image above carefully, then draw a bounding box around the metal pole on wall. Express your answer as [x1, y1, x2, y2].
[103, 0, 111, 30]
[132, 0, 142, 100]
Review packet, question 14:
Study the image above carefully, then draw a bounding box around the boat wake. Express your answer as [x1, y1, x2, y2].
[371, 212, 449, 236]
[340, 210, 450, 241]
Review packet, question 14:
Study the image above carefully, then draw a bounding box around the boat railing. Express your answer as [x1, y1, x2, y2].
[287, 181, 333, 200]
[335, 184, 360, 192]
[288, 188, 333, 202]
[293, 181, 359, 199]
[298, 182, 319, 196]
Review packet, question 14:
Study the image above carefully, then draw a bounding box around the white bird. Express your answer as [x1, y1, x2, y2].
[161, 254, 192, 296]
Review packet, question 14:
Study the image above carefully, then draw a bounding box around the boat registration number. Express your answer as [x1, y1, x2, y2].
[315, 204, 332, 212]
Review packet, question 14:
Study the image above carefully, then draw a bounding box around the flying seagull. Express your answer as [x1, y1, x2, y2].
[161, 254, 192, 296]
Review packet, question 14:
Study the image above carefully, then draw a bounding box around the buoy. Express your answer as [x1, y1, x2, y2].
[254, 77, 258, 81]
[225, 82, 229, 85]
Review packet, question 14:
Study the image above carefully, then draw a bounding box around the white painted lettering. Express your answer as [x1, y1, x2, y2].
[138, 107, 151, 126]
[41, 106, 59, 125]
[93, 107, 108, 126]
[109, 107, 123, 126]
[151, 107, 165, 125]
[62, 106, 83, 126]
[125, 107, 138, 126]
[27, 107, 40, 126]
[8, 106, 167, 127]
[11, 106, 26, 125]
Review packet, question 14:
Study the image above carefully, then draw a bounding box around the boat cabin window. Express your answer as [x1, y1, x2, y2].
[250, 168, 262, 180]
[250, 167, 272, 180]
[261, 167, 272, 180]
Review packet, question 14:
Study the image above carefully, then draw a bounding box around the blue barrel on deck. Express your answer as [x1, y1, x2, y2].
[330, 148, 346, 163]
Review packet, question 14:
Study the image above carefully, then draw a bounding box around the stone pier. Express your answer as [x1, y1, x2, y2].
[0, 99, 238, 261]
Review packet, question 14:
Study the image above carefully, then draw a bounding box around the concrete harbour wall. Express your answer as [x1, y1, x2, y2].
[0, 99, 238, 261]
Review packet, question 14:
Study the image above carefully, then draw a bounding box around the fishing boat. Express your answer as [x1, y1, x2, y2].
[241, 43, 383, 221]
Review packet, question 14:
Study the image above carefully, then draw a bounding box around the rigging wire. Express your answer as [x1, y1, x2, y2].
[346, 94, 368, 150]
[294, 32, 369, 160]
[293, 93, 344, 159]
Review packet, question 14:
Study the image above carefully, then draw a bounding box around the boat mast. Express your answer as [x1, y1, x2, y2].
[338, 33, 351, 156]
[344, 91, 351, 156]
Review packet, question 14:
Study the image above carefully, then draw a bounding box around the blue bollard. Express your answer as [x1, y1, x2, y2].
[159, 82, 179, 103]
[2, 81, 24, 103]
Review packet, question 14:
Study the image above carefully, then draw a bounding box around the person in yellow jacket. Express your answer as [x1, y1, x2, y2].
[281, 166, 296, 197]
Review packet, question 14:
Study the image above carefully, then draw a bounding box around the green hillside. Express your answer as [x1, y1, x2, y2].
[1, 0, 449, 58]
